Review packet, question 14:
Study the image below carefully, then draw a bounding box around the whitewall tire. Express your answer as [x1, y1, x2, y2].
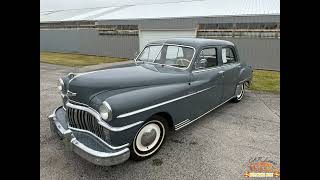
[130, 115, 168, 160]
[232, 83, 245, 103]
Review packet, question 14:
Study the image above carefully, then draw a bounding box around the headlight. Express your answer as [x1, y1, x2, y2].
[99, 101, 112, 121]
[58, 78, 64, 91]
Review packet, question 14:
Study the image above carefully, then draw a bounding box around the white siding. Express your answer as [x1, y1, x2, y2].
[139, 30, 196, 51]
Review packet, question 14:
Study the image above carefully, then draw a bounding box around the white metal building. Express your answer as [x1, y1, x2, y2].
[40, 0, 280, 70]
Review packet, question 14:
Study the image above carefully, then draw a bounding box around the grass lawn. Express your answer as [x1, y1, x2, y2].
[249, 70, 280, 94]
[40, 52, 128, 67]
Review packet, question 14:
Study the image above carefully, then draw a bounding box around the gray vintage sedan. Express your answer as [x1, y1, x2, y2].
[49, 38, 253, 166]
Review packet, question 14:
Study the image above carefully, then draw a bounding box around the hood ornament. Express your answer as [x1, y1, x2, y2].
[67, 90, 77, 97]
[67, 72, 78, 79]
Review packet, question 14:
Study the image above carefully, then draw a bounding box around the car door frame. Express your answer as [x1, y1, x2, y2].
[186, 45, 224, 120]
[218, 45, 242, 102]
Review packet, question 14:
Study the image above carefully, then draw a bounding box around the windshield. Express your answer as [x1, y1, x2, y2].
[136, 44, 194, 69]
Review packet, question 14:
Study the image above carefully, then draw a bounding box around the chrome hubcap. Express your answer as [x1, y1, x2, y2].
[136, 123, 161, 152]
[236, 84, 244, 99]
[141, 129, 157, 146]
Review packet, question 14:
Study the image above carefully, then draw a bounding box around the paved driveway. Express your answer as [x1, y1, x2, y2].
[40, 63, 280, 180]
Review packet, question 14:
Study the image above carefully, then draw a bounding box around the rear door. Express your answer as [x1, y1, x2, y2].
[220, 46, 241, 102]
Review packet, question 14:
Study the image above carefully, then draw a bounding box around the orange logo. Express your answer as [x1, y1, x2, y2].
[244, 157, 280, 177]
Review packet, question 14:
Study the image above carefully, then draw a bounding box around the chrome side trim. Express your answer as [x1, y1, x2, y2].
[175, 119, 190, 127]
[174, 96, 235, 130]
[192, 66, 223, 73]
[68, 99, 88, 107]
[70, 137, 129, 158]
[174, 119, 191, 129]
[117, 86, 215, 118]
[192, 63, 241, 73]
[69, 127, 129, 150]
[66, 102, 143, 132]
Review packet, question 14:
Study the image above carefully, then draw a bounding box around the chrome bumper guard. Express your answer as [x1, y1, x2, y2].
[48, 106, 130, 166]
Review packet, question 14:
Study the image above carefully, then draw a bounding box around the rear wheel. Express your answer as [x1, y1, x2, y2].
[232, 83, 245, 103]
[130, 115, 168, 161]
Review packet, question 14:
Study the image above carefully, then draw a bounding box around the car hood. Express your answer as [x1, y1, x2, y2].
[67, 63, 190, 104]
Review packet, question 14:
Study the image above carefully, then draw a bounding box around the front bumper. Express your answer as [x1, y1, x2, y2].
[48, 106, 130, 166]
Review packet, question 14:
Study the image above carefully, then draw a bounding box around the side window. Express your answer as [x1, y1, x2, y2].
[222, 47, 236, 64]
[139, 45, 162, 62]
[194, 47, 218, 70]
[166, 46, 184, 59]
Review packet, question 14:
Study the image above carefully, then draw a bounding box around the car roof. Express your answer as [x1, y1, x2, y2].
[148, 38, 234, 49]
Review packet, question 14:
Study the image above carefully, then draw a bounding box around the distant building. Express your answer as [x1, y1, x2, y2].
[40, 0, 280, 70]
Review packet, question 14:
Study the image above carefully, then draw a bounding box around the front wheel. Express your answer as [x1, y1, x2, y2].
[232, 83, 245, 103]
[130, 115, 168, 161]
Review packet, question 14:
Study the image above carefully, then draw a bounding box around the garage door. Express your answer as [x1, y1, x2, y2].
[139, 30, 196, 51]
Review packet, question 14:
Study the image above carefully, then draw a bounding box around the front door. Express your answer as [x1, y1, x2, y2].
[188, 47, 223, 120]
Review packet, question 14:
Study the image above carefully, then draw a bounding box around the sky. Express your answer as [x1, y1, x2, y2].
[40, 0, 204, 12]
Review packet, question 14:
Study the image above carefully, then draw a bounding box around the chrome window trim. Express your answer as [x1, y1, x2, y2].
[192, 66, 223, 73]
[66, 102, 143, 132]
[174, 96, 235, 130]
[135, 43, 196, 70]
[194, 47, 218, 71]
[192, 62, 241, 73]
[221, 46, 239, 63]
[117, 85, 216, 119]
[69, 126, 129, 150]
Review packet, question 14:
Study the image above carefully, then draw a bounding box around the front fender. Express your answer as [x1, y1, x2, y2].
[89, 83, 191, 146]
[90, 83, 191, 127]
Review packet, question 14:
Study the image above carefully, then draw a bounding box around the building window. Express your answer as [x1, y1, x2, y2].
[197, 22, 280, 39]
[97, 25, 138, 36]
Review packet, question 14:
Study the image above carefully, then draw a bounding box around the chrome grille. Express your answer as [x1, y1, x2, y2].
[66, 107, 106, 141]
